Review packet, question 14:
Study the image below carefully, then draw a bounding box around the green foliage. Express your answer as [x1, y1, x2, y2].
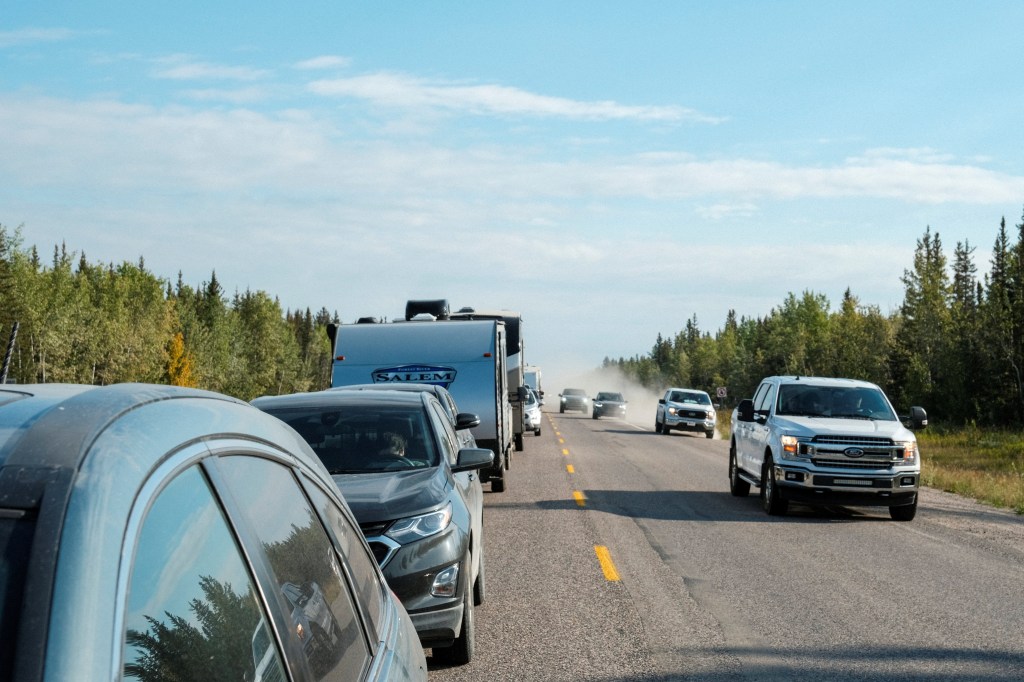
[615, 206, 1024, 428]
[0, 227, 332, 398]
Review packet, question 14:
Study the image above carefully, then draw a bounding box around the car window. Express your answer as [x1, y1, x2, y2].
[302, 478, 384, 639]
[218, 456, 371, 681]
[267, 404, 439, 473]
[751, 382, 770, 411]
[755, 383, 777, 413]
[122, 465, 286, 682]
[429, 401, 459, 465]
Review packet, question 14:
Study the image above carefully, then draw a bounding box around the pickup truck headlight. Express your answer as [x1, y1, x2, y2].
[707, 409, 716, 421]
[895, 441, 919, 466]
[779, 435, 811, 460]
[386, 502, 453, 544]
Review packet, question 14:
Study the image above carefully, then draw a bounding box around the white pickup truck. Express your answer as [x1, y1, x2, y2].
[729, 376, 927, 520]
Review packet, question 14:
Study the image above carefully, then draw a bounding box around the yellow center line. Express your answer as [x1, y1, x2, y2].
[566, 464, 575, 473]
[562, 448, 570, 456]
[595, 545, 621, 581]
[573, 490, 586, 507]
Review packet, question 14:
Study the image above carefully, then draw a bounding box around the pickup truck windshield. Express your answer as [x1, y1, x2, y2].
[776, 385, 897, 421]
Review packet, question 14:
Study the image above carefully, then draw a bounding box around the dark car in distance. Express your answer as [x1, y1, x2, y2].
[253, 389, 493, 665]
[0, 383, 426, 682]
[592, 392, 627, 420]
[559, 388, 590, 414]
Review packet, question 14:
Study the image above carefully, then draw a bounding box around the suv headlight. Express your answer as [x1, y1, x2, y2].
[386, 502, 453, 544]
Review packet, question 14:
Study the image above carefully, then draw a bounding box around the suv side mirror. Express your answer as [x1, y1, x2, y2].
[517, 386, 530, 402]
[453, 447, 494, 473]
[736, 399, 755, 422]
[455, 412, 481, 430]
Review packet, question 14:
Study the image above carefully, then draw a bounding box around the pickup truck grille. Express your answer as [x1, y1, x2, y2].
[679, 409, 707, 419]
[807, 435, 902, 468]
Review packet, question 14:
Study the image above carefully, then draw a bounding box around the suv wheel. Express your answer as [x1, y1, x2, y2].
[491, 476, 505, 493]
[761, 455, 788, 516]
[433, 575, 475, 665]
[729, 445, 750, 497]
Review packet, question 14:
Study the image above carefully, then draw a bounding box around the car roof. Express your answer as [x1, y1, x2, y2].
[254, 388, 431, 410]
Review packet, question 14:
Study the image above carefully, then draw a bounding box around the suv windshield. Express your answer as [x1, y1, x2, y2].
[776, 385, 896, 421]
[597, 393, 623, 401]
[269, 405, 440, 473]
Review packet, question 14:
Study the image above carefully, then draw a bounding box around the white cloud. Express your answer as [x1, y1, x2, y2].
[307, 72, 721, 123]
[0, 27, 77, 47]
[152, 54, 270, 81]
[294, 55, 352, 70]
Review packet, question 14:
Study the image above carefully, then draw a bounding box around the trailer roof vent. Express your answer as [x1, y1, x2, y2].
[405, 299, 449, 321]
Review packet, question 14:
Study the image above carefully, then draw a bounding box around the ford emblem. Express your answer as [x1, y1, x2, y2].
[844, 447, 865, 458]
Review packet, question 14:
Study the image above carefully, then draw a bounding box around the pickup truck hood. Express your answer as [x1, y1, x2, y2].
[773, 415, 914, 440]
[332, 468, 449, 523]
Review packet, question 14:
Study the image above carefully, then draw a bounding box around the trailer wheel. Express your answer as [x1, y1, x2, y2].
[491, 477, 505, 493]
[514, 432, 524, 451]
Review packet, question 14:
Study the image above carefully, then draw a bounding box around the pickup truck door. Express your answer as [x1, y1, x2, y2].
[746, 382, 776, 476]
[737, 382, 768, 473]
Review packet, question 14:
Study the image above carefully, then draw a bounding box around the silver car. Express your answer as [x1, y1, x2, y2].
[0, 383, 426, 681]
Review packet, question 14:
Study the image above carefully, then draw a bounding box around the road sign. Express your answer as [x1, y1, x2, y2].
[716, 386, 727, 398]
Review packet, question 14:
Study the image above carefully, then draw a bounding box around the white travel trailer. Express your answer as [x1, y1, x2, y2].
[327, 315, 513, 492]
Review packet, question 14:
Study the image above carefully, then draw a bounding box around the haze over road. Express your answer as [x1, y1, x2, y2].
[430, 408, 1024, 681]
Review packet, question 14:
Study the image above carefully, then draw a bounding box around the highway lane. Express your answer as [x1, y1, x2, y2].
[429, 409, 1024, 681]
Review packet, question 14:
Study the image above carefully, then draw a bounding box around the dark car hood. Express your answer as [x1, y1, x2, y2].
[332, 468, 449, 523]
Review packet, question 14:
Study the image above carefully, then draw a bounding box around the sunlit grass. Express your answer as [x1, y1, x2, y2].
[918, 428, 1024, 514]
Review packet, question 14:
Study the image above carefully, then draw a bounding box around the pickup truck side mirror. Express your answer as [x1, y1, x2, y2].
[908, 406, 928, 430]
[736, 399, 754, 422]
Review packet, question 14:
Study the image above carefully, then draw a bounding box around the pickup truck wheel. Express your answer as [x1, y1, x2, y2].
[661, 423, 671, 435]
[705, 429, 714, 439]
[889, 498, 918, 521]
[729, 446, 750, 497]
[761, 455, 788, 515]
[654, 419, 662, 433]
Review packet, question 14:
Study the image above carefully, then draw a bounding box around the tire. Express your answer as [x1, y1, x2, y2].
[761, 455, 788, 516]
[889, 498, 918, 521]
[559, 405, 565, 413]
[661, 423, 671, 435]
[491, 476, 505, 493]
[729, 444, 750, 497]
[514, 432, 524, 452]
[705, 429, 714, 439]
[654, 419, 662, 434]
[433, 583, 475, 665]
[592, 412, 598, 420]
[473, 545, 486, 605]
[535, 427, 541, 436]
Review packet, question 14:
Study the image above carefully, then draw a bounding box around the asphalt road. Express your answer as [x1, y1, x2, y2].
[428, 409, 1024, 682]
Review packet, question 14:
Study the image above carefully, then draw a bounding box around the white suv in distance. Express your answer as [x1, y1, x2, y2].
[656, 388, 716, 438]
[729, 376, 927, 520]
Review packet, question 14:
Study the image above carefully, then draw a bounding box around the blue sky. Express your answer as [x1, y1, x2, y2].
[3, 2, 1024, 382]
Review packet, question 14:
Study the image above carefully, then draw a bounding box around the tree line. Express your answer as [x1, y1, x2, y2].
[608, 208, 1024, 427]
[0, 225, 336, 401]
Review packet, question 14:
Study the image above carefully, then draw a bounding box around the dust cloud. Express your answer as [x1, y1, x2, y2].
[540, 365, 664, 430]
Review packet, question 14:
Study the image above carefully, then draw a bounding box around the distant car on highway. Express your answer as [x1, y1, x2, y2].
[0, 383, 426, 682]
[524, 386, 543, 435]
[592, 391, 627, 420]
[559, 388, 590, 414]
[253, 388, 493, 665]
[656, 388, 716, 438]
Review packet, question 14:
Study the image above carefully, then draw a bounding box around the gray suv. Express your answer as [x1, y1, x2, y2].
[254, 389, 493, 665]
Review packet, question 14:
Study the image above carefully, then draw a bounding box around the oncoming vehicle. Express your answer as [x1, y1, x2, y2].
[729, 376, 927, 520]
[592, 392, 627, 420]
[0, 383, 426, 682]
[559, 388, 590, 414]
[253, 389, 493, 665]
[656, 388, 716, 438]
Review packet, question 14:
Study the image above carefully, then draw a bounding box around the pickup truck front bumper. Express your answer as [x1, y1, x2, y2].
[771, 463, 919, 507]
